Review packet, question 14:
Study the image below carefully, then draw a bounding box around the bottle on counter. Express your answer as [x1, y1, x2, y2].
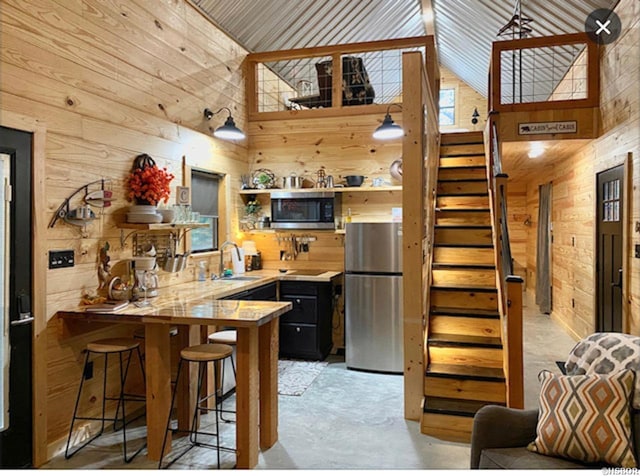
[345, 207, 352, 223]
[197, 261, 206, 281]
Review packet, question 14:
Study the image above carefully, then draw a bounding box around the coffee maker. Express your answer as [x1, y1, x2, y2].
[242, 241, 262, 271]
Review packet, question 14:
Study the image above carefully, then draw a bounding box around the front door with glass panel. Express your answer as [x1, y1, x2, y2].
[596, 165, 624, 333]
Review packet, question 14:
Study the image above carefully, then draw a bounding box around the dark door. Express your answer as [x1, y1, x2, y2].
[0, 127, 33, 468]
[596, 165, 624, 333]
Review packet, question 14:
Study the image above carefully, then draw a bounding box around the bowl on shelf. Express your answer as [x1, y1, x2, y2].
[157, 208, 175, 223]
[344, 175, 365, 187]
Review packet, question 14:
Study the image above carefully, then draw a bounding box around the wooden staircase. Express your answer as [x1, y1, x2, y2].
[420, 131, 507, 442]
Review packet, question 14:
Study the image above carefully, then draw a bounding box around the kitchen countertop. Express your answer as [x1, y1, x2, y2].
[202, 268, 342, 299]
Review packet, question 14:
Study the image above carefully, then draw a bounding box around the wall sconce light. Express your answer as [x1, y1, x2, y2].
[203, 107, 245, 140]
[373, 104, 403, 140]
[471, 108, 480, 125]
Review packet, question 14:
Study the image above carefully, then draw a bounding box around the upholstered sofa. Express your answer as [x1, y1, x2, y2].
[471, 333, 640, 469]
[470, 405, 640, 469]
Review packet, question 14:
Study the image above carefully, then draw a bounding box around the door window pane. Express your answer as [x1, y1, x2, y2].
[603, 179, 621, 222]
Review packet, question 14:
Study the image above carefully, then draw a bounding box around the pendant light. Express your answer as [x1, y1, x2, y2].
[372, 104, 403, 140]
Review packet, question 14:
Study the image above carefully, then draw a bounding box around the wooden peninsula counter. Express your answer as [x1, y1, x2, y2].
[57, 285, 292, 469]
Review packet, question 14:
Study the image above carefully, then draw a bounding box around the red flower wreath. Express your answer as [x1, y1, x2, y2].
[127, 154, 175, 206]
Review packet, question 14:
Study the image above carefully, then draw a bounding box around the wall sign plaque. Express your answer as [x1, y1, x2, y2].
[518, 121, 577, 135]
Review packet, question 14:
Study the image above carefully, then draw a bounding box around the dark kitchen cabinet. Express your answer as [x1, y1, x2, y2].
[222, 282, 277, 301]
[279, 281, 333, 360]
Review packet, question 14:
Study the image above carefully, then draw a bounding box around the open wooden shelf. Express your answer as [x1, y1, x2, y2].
[239, 185, 401, 195]
[116, 222, 209, 231]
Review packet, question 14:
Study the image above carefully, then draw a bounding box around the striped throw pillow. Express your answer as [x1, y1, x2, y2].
[528, 370, 637, 468]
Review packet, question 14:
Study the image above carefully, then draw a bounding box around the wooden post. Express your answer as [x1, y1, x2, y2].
[236, 326, 259, 469]
[402, 52, 426, 421]
[145, 324, 173, 460]
[245, 59, 258, 115]
[331, 53, 342, 108]
[259, 317, 279, 449]
[505, 276, 524, 409]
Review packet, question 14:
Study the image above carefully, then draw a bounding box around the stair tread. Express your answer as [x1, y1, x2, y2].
[434, 224, 492, 229]
[438, 165, 485, 170]
[436, 208, 491, 212]
[437, 193, 490, 197]
[430, 307, 500, 318]
[428, 332, 502, 348]
[423, 396, 498, 417]
[431, 284, 497, 292]
[432, 263, 495, 270]
[438, 178, 487, 183]
[434, 243, 494, 249]
[426, 363, 506, 382]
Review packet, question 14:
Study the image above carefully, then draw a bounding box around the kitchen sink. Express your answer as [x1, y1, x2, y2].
[219, 276, 262, 281]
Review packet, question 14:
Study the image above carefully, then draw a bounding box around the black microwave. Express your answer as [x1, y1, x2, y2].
[270, 191, 341, 229]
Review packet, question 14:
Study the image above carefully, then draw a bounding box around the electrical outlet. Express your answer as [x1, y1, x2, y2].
[636, 244, 640, 259]
[84, 360, 93, 380]
[49, 250, 75, 269]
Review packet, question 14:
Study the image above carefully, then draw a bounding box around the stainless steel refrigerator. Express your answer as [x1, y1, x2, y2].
[345, 222, 403, 373]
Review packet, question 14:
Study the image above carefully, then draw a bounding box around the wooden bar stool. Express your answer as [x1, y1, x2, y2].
[208, 330, 237, 422]
[158, 343, 236, 469]
[65, 338, 146, 463]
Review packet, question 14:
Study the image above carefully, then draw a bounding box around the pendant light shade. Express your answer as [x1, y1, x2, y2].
[204, 107, 246, 141]
[372, 104, 403, 140]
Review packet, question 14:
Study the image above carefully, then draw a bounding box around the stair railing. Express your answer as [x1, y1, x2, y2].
[484, 114, 524, 409]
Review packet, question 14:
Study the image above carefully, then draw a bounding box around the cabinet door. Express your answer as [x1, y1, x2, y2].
[279, 324, 318, 358]
[221, 289, 250, 300]
[280, 295, 318, 324]
[247, 282, 277, 301]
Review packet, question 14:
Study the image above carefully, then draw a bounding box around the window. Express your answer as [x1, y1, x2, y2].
[190, 169, 221, 252]
[439, 88, 456, 126]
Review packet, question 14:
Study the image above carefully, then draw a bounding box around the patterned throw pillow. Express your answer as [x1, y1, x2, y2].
[565, 333, 640, 409]
[528, 370, 637, 468]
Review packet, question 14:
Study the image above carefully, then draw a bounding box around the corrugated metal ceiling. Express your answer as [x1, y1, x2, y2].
[193, 0, 620, 98]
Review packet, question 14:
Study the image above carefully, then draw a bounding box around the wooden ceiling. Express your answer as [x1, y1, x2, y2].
[502, 139, 592, 183]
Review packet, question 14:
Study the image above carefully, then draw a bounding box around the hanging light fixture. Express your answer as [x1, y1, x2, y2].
[203, 107, 245, 140]
[372, 104, 403, 140]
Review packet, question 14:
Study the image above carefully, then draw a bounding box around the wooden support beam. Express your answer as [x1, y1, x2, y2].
[402, 52, 426, 421]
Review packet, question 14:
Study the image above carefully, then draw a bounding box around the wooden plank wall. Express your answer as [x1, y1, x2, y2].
[506, 0, 640, 338]
[439, 66, 488, 132]
[0, 0, 251, 463]
[246, 113, 404, 266]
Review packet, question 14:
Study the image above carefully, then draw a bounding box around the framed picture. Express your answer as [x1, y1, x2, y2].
[176, 186, 190, 205]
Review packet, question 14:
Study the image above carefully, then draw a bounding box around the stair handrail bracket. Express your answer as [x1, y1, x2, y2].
[484, 114, 524, 409]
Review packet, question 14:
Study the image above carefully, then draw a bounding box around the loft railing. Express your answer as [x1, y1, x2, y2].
[485, 114, 524, 409]
[245, 36, 437, 121]
[489, 32, 599, 113]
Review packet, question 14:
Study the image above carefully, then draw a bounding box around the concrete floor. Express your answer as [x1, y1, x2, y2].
[42, 294, 577, 470]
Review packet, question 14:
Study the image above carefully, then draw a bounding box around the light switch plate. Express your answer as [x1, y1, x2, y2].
[49, 250, 74, 269]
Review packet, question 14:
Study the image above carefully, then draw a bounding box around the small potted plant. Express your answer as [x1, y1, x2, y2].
[241, 198, 261, 230]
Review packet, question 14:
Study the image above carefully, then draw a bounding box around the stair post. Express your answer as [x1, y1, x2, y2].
[505, 275, 524, 409]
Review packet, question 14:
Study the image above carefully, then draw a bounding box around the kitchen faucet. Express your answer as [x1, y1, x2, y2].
[219, 240, 241, 277]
